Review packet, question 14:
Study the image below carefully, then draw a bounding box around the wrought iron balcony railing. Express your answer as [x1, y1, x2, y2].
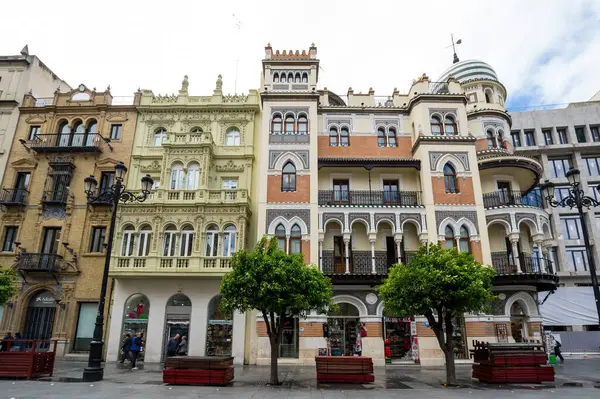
[491, 251, 555, 275]
[0, 188, 29, 206]
[27, 133, 104, 153]
[318, 190, 422, 206]
[15, 253, 62, 272]
[483, 191, 543, 209]
[320, 250, 417, 279]
[41, 189, 69, 205]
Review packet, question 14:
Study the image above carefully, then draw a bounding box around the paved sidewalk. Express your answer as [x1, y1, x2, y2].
[0, 359, 598, 398]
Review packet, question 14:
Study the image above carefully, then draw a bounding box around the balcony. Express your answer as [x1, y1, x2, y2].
[41, 189, 69, 205]
[153, 189, 249, 205]
[318, 190, 422, 207]
[15, 253, 62, 272]
[164, 132, 214, 146]
[27, 133, 104, 153]
[87, 189, 114, 206]
[483, 191, 543, 209]
[320, 251, 416, 284]
[477, 149, 543, 193]
[491, 252, 559, 291]
[0, 188, 29, 206]
[110, 256, 232, 276]
[269, 132, 310, 144]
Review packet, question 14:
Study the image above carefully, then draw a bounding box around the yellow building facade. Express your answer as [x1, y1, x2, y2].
[0, 85, 137, 356]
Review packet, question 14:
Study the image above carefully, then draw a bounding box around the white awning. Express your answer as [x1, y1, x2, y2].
[540, 286, 599, 326]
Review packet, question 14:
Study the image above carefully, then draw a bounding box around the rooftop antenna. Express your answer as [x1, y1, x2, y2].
[232, 13, 242, 94]
[447, 34, 462, 64]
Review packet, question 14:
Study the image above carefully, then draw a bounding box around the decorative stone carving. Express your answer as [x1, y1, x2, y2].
[374, 213, 395, 229]
[140, 160, 162, 173]
[266, 209, 310, 233]
[43, 207, 67, 220]
[365, 293, 378, 305]
[348, 213, 370, 230]
[216, 160, 244, 173]
[322, 213, 344, 230]
[222, 94, 248, 103]
[429, 151, 470, 171]
[269, 150, 309, 169]
[435, 211, 478, 232]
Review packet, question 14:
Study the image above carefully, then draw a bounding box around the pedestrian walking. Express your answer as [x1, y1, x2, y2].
[1, 332, 13, 352]
[119, 333, 132, 363]
[554, 338, 564, 363]
[130, 332, 143, 370]
[12, 333, 23, 352]
[177, 336, 188, 356]
[166, 333, 180, 357]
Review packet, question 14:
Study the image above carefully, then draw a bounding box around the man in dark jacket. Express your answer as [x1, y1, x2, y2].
[554, 339, 564, 363]
[119, 333, 132, 363]
[1, 332, 13, 352]
[130, 332, 143, 370]
[166, 333, 180, 357]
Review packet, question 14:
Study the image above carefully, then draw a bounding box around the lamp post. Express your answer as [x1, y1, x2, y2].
[540, 168, 600, 327]
[82, 162, 153, 382]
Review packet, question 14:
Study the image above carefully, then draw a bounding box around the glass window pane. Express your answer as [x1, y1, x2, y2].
[74, 303, 98, 351]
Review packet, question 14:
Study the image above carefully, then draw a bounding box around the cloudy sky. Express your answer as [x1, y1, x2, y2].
[3, 0, 599, 109]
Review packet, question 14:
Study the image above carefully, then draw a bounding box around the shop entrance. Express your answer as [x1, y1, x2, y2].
[327, 303, 360, 356]
[510, 301, 529, 342]
[383, 311, 413, 362]
[23, 290, 57, 348]
[206, 295, 233, 356]
[162, 294, 191, 361]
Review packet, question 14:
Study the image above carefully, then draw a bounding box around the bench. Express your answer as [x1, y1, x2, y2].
[315, 356, 374, 383]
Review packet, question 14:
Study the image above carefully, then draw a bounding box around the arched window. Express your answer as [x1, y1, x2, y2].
[225, 127, 240, 146]
[443, 163, 458, 193]
[284, 114, 295, 134]
[287, 72, 293, 82]
[459, 226, 470, 253]
[280, 73, 286, 83]
[170, 162, 184, 190]
[273, 73, 279, 83]
[294, 73, 301, 83]
[430, 115, 442, 135]
[122, 294, 150, 338]
[377, 128, 386, 147]
[138, 225, 152, 256]
[271, 114, 282, 134]
[190, 127, 203, 134]
[282, 162, 296, 192]
[206, 295, 233, 356]
[222, 224, 236, 257]
[329, 127, 339, 146]
[340, 127, 350, 146]
[486, 129, 497, 148]
[297, 114, 308, 134]
[57, 121, 70, 146]
[205, 225, 218, 257]
[444, 115, 457, 135]
[301, 72, 308, 83]
[85, 120, 97, 146]
[186, 162, 200, 190]
[388, 127, 397, 147]
[444, 226, 455, 249]
[72, 121, 85, 146]
[121, 225, 135, 256]
[290, 224, 301, 254]
[180, 225, 194, 257]
[154, 127, 167, 146]
[163, 224, 178, 257]
[485, 89, 493, 103]
[498, 129, 505, 148]
[275, 224, 286, 251]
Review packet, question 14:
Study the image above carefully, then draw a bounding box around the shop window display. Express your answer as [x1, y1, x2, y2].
[279, 317, 299, 358]
[121, 294, 149, 361]
[327, 303, 361, 356]
[206, 295, 233, 356]
[450, 315, 468, 359]
[383, 313, 413, 361]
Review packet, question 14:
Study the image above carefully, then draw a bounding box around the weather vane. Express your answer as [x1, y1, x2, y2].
[447, 34, 462, 64]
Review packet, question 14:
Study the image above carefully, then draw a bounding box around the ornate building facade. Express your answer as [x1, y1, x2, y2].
[250, 46, 558, 366]
[105, 76, 259, 364]
[0, 85, 137, 355]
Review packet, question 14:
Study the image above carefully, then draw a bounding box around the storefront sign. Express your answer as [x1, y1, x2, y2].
[410, 321, 417, 336]
[209, 320, 233, 325]
[384, 316, 412, 323]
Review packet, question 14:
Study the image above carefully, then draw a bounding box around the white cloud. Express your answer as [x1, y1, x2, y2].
[1, 0, 598, 105]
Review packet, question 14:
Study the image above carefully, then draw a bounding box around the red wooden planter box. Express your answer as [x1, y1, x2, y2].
[315, 356, 374, 384]
[162, 356, 234, 386]
[0, 340, 57, 379]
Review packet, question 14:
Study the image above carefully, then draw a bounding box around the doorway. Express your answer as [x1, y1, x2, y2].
[327, 303, 360, 356]
[23, 290, 57, 350]
[497, 181, 511, 205]
[162, 294, 192, 361]
[383, 312, 413, 362]
[510, 301, 529, 342]
[385, 236, 397, 267]
[333, 236, 352, 273]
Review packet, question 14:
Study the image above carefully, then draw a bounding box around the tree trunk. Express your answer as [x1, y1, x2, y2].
[269, 336, 279, 385]
[443, 348, 457, 386]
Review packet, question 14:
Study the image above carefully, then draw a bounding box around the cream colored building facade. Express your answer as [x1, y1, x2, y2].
[250, 46, 557, 366]
[0, 46, 70, 183]
[106, 76, 260, 364]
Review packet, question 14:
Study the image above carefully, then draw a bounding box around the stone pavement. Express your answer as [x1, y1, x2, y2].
[0, 359, 599, 398]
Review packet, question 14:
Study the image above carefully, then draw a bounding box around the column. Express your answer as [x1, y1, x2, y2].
[395, 237, 402, 264]
[511, 239, 522, 273]
[370, 239, 376, 274]
[285, 235, 290, 254]
[318, 239, 323, 271]
[344, 237, 350, 274]
[535, 241, 545, 273]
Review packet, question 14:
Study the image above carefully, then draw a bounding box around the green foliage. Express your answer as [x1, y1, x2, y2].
[379, 244, 495, 320]
[0, 267, 17, 306]
[220, 236, 334, 323]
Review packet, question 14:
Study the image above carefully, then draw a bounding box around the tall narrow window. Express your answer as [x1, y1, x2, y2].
[225, 128, 240, 145]
[383, 180, 399, 204]
[271, 114, 282, 134]
[297, 115, 308, 134]
[1, 226, 18, 252]
[377, 128, 386, 147]
[28, 125, 40, 140]
[58, 121, 70, 147]
[388, 128, 397, 147]
[163, 225, 177, 257]
[430, 115, 442, 135]
[340, 127, 349, 146]
[285, 115, 295, 134]
[170, 163, 184, 190]
[484, 89, 493, 103]
[222, 224, 237, 257]
[41, 227, 61, 254]
[511, 131, 522, 147]
[498, 130, 505, 148]
[121, 225, 135, 256]
[205, 225, 218, 256]
[99, 172, 114, 195]
[333, 179, 350, 203]
[13, 172, 30, 203]
[273, 73, 279, 83]
[459, 226, 470, 253]
[575, 126, 587, 143]
[444, 116, 457, 135]
[329, 127, 339, 146]
[443, 163, 458, 193]
[486, 129, 497, 148]
[89, 227, 106, 253]
[137, 225, 152, 256]
[85, 120, 98, 146]
[290, 224, 301, 254]
[288, 72, 293, 82]
[280, 73, 286, 83]
[110, 124, 122, 140]
[543, 129, 553, 145]
[180, 225, 194, 257]
[154, 128, 167, 146]
[556, 128, 568, 144]
[72, 121, 85, 146]
[275, 224, 286, 251]
[591, 126, 600, 142]
[524, 130, 536, 146]
[444, 226, 455, 249]
[294, 73, 301, 83]
[282, 162, 296, 192]
[301, 73, 308, 83]
[186, 162, 200, 190]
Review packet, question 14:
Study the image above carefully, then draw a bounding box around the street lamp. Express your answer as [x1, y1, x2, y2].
[540, 167, 600, 327]
[82, 162, 153, 382]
